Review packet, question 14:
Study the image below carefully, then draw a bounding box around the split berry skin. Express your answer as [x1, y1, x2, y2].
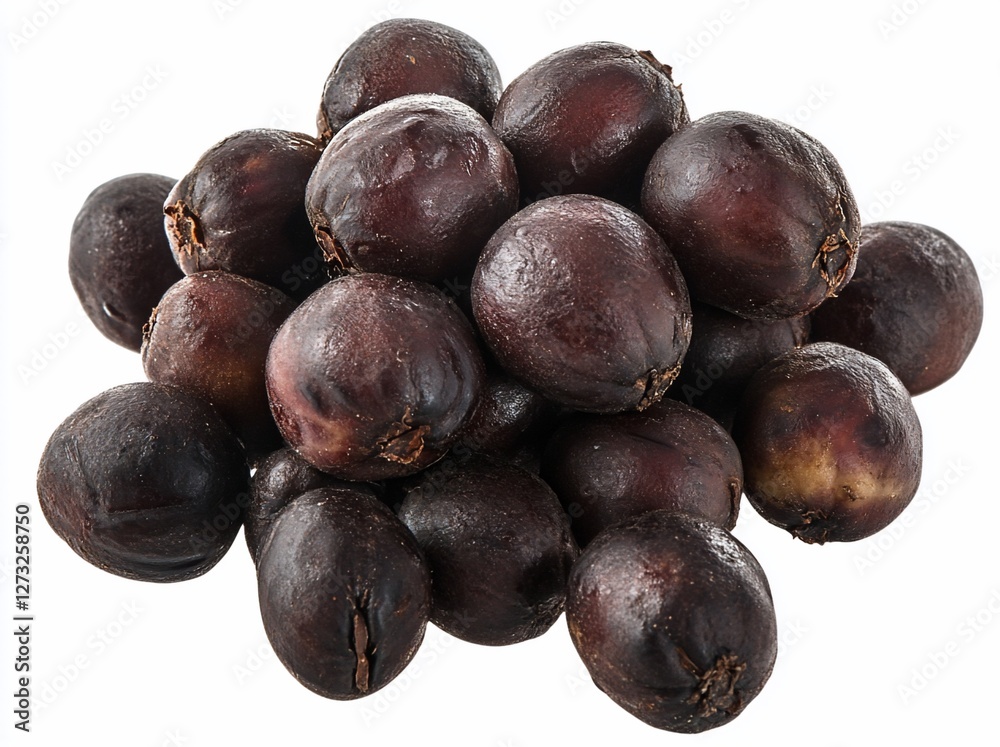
[733, 342, 923, 544]
[317, 18, 502, 142]
[257, 488, 431, 700]
[566, 511, 778, 733]
[493, 42, 688, 207]
[642, 111, 861, 320]
[36, 383, 250, 582]
[398, 455, 578, 645]
[542, 398, 742, 547]
[472, 194, 692, 413]
[69, 173, 183, 351]
[165, 129, 327, 299]
[265, 273, 486, 481]
[307, 94, 519, 284]
[810, 221, 984, 395]
[670, 301, 810, 430]
[141, 271, 296, 458]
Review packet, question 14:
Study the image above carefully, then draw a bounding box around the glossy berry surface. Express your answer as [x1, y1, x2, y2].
[165, 129, 326, 298]
[245, 447, 373, 562]
[642, 111, 860, 320]
[733, 342, 923, 543]
[398, 456, 577, 645]
[266, 273, 485, 481]
[670, 301, 810, 429]
[317, 18, 502, 142]
[567, 511, 777, 733]
[69, 173, 183, 351]
[141, 271, 296, 456]
[543, 398, 742, 547]
[257, 488, 430, 699]
[810, 221, 983, 395]
[472, 194, 691, 413]
[308, 94, 518, 283]
[493, 42, 688, 206]
[37, 383, 249, 582]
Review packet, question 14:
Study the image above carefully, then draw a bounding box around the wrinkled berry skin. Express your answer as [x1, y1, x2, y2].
[37, 383, 249, 582]
[472, 194, 692, 413]
[245, 448, 374, 562]
[810, 221, 983, 395]
[567, 511, 777, 733]
[307, 94, 518, 284]
[257, 488, 431, 700]
[670, 301, 810, 429]
[165, 129, 326, 299]
[317, 18, 502, 142]
[642, 111, 860, 320]
[733, 342, 923, 543]
[543, 399, 742, 547]
[141, 271, 296, 456]
[493, 43, 688, 206]
[69, 173, 182, 351]
[398, 456, 578, 645]
[266, 273, 485, 481]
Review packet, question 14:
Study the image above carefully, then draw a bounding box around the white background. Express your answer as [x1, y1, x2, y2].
[2, 0, 998, 745]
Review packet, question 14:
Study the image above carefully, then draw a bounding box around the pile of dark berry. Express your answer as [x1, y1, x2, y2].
[38, 19, 983, 734]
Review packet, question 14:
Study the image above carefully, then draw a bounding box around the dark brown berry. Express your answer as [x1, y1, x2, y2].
[493, 43, 688, 206]
[317, 18, 502, 142]
[457, 367, 559, 471]
[567, 511, 777, 733]
[642, 111, 860, 320]
[810, 221, 983, 395]
[670, 301, 810, 429]
[472, 194, 692, 412]
[165, 129, 326, 299]
[733, 342, 923, 543]
[245, 447, 374, 562]
[542, 399, 741, 547]
[307, 94, 518, 283]
[36, 383, 249, 582]
[257, 488, 430, 699]
[69, 173, 183, 351]
[141, 271, 296, 456]
[398, 456, 578, 645]
[265, 273, 485, 481]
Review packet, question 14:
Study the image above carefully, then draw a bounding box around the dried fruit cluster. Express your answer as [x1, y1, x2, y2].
[41, 18, 983, 734]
